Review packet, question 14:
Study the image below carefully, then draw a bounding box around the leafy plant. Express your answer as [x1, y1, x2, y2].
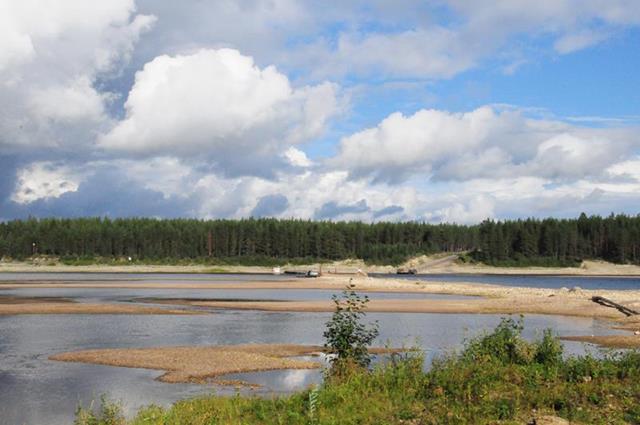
[323, 284, 379, 371]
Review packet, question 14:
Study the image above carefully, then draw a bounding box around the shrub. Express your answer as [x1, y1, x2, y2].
[323, 284, 379, 372]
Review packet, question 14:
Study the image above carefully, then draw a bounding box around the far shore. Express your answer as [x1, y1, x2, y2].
[2, 257, 640, 276]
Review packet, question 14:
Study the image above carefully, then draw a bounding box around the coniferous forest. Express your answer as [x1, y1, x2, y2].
[0, 213, 639, 266]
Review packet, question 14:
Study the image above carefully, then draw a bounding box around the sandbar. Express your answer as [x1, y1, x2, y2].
[50, 344, 325, 383]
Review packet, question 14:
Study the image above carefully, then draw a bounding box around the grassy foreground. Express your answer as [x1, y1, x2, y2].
[76, 318, 640, 425]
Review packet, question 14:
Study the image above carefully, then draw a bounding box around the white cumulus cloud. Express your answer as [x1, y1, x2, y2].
[0, 0, 155, 153]
[99, 48, 339, 175]
[11, 162, 83, 204]
[333, 106, 638, 184]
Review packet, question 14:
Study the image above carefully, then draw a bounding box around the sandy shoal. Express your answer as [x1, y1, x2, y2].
[50, 344, 324, 383]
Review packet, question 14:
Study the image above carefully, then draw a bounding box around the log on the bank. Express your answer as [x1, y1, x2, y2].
[592, 296, 640, 317]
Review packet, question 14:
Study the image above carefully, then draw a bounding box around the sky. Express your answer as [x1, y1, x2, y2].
[1, 0, 640, 224]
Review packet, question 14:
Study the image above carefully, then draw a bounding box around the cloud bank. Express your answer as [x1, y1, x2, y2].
[1, 0, 640, 224]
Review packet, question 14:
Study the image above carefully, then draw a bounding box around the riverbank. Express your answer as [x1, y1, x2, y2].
[3, 257, 640, 276]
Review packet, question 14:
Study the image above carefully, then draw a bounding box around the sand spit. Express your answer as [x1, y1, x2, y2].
[50, 344, 325, 383]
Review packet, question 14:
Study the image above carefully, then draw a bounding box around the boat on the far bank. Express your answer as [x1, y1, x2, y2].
[396, 268, 417, 275]
[283, 270, 320, 278]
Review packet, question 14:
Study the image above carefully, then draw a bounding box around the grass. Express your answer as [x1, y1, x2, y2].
[75, 317, 640, 425]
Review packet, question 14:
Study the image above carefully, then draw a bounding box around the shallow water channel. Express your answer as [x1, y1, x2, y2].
[0, 273, 630, 425]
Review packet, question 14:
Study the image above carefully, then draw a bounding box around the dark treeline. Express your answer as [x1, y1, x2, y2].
[472, 213, 640, 266]
[0, 213, 638, 266]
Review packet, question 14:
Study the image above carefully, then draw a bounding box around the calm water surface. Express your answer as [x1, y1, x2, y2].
[381, 273, 640, 290]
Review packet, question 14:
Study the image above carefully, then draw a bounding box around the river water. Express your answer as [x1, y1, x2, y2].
[382, 273, 640, 290]
[0, 272, 633, 425]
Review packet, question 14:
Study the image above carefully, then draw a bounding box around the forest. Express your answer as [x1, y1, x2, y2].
[0, 213, 638, 266]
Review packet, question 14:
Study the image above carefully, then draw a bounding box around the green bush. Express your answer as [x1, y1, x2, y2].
[323, 285, 379, 371]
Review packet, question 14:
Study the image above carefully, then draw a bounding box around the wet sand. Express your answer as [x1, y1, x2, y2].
[0, 295, 199, 315]
[50, 344, 325, 383]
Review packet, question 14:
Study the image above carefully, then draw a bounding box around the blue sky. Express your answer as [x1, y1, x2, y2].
[1, 0, 640, 223]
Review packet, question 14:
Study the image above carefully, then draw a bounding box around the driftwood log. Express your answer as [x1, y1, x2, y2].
[592, 296, 640, 317]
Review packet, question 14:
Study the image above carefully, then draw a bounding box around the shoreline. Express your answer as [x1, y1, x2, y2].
[3, 258, 640, 276]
